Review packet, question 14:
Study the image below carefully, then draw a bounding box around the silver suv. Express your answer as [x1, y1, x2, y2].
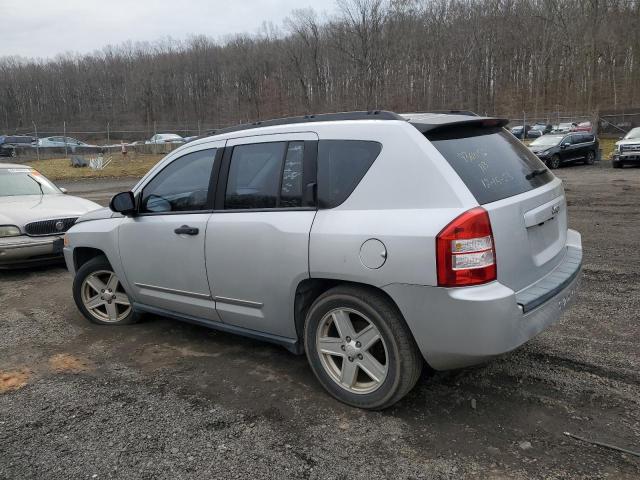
[64, 111, 583, 409]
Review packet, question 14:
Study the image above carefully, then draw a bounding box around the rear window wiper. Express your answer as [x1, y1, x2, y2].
[525, 168, 548, 180]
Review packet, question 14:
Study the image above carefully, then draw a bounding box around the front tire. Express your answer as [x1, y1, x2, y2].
[548, 155, 561, 169]
[612, 160, 623, 169]
[304, 285, 422, 410]
[73, 256, 138, 325]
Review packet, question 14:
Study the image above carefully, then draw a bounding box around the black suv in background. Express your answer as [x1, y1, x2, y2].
[0, 135, 36, 157]
[527, 132, 599, 169]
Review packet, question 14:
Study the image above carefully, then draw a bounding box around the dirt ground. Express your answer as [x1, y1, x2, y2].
[0, 163, 639, 479]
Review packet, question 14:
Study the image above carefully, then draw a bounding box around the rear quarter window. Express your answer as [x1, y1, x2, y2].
[317, 140, 381, 208]
[427, 127, 554, 205]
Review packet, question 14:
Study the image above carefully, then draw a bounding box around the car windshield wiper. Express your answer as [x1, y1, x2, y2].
[27, 174, 44, 195]
[525, 168, 548, 180]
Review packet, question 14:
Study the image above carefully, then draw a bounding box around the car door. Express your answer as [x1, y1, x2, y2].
[118, 142, 224, 320]
[205, 133, 318, 339]
[559, 134, 579, 162]
[575, 133, 591, 159]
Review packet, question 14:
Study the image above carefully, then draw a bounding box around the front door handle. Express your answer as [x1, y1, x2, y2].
[174, 225, 199, 236]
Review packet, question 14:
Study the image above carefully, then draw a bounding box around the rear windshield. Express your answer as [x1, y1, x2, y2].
[427, 127, 554, 204]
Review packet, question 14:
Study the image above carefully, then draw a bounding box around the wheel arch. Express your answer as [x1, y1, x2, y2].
[293, 278, 407, 351]
[73, 246, 109, 272]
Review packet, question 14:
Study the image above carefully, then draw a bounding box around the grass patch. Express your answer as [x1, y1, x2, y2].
[25, 154, 164, 181]
[599, 138, 617, 160]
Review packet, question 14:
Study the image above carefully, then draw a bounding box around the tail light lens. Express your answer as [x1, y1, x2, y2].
[436, 207, 496, 287]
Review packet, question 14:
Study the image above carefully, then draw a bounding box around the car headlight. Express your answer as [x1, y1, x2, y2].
[0, 225, 21, 237]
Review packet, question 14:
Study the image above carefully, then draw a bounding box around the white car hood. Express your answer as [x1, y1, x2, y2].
[616, 139, 640, 147]
[0, 194, 101, 229]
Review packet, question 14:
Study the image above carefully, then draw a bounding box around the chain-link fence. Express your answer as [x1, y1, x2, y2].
[4, 110, 639, 162]
[4, 121, 225, 162]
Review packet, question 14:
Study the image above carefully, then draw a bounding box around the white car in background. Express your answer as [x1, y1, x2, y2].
[37, 136, 93, 150]
[612, 127, 640, 168]
[0, 163, 100, 268]
[145, 133, 185, 145]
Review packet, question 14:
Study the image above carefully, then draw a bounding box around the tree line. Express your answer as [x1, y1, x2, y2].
[0, 0, 638, 136]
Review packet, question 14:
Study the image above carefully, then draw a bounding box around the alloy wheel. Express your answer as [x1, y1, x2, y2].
[80, 270, 131, 323]
[315, 307, 388, 394]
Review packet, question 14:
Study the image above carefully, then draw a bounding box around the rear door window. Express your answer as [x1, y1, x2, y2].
[427, 127, 553, 205]
[317, 140, 382, 208]
[225, 142, 286, 209]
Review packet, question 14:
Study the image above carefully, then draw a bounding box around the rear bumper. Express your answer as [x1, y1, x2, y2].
[0, 235, 64, 268]
[384, 229, 582, 370]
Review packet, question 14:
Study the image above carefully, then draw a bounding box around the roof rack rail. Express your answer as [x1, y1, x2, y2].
[204, 110, 403, 137]
[421, 110, 480, 117]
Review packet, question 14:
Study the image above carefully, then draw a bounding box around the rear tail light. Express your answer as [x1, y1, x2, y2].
[436, 207, 497, 287]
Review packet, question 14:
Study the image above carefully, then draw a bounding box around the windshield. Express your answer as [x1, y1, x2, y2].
[0, 168, 61, 196]
[624, 127, 640, 140]
[160, 134, 182, 140]
[530, 135, 563, 147]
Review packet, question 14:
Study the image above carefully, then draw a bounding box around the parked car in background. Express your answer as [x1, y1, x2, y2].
[529, 123, 553, 138]
[612, 127, 640, 168]
[0, 163, 100, 268]
[0, 135, 36, 157]
[146, 133, 185, 145]
[526, 129, 543, 139]
[38, 136, 92, 151]
[574, 121, 592, 132]
[64, 110, 582, 409]
[551, 123, 578, 134]
[528, 132, 598, 169]
[510, 125, 532, 139]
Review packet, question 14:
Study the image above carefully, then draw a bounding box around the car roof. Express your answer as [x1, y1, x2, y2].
[193, 110, 508, 143]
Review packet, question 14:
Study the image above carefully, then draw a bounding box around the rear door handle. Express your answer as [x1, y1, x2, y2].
[174, 225, 199, 236]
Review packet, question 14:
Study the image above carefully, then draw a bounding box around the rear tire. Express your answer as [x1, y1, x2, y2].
[548, 155, 561, 169]
[585, 150, 595, 165]
[73, 256, 138, 325]
[304, 285, 423, 410]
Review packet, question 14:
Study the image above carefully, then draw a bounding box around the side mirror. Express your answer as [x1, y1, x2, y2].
[59, 187, 68, 194]
[109, 191, 136, 215]
[561, 142, 570, 149]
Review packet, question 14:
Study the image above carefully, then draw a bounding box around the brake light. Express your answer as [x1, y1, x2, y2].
[436, 207, 496, 287]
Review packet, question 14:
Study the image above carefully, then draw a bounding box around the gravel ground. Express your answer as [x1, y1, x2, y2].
[1, 163, 639, 479]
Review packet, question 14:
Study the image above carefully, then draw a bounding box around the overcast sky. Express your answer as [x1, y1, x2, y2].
[1, 0, 337, 59]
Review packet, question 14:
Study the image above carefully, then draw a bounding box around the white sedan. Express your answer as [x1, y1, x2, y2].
[0, 163, 100, 268]
[145, 133, 185, 145]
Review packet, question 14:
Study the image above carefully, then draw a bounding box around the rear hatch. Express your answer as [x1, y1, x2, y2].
[426, 124, 567, 292]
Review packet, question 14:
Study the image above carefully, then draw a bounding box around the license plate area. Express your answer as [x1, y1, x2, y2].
[52, 238, 64, 254]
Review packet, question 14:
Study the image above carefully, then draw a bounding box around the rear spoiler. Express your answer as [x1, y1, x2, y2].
[408, 116, 510, 135]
